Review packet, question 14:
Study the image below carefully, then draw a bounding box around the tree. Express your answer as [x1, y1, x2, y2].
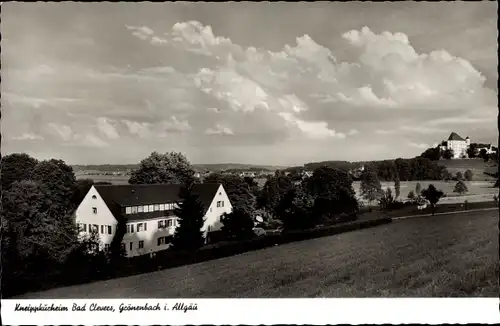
[407, 190, 416, 202]
[204, 174, 256, 215]
[257, 173, 294, 217]
[128, 151, 196, 185]
[1, 153, 38, 190]
[306, 166, 359, 218]
[31, 159, 77, 214]
[479, 148, 488, 162]
[394, 177, 401, 199]
[453, 180, 468, 196]
[421, 184, 444, 215]
[456, 171, 463, 181]
[278, 185, 316, 231]
[360, 167, 382, 210]
[171, 184, 206, 251]
[220, 208, 255, 241]
[442, 170, 452, 182]
[464, 169, 473, 181]
[467, 144, 478, 158]
[442, 149, 454, 160]
[420, 147, 441, 161]
[395, 158, 411, 181]
[415, 182, 422, 195]
[379, 188, 395, 211]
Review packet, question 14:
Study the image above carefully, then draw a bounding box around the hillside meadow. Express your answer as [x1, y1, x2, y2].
[18, 209, 498, 298]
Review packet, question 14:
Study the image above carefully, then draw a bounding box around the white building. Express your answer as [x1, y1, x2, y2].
[75, 183, 232, 257]
[476, 144, 496, 155]
[439, 132, 470, 159]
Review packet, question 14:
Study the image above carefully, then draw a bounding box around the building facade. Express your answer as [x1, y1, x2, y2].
[75, 183, 232, 257]
[439, 132, 470, 159]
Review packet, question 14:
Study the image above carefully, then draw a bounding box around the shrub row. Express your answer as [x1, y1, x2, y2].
[117, 217, 393, 278]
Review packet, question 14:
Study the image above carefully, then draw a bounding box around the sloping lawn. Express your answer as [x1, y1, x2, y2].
[18, 209, 498, 298]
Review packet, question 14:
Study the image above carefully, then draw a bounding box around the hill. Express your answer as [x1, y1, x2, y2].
[437, 159, 498, 181]
[72, 163, 286, 174]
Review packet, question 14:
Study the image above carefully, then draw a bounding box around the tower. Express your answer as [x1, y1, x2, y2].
[465, 136, 470, 147]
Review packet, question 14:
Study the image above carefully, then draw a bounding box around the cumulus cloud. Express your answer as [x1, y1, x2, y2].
[122, 120, 153, 139]
[5, 17, 494, 164]
[96, 117, 120, 139]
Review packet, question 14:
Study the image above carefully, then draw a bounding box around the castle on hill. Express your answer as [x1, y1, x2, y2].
[438, 132, 470, 159]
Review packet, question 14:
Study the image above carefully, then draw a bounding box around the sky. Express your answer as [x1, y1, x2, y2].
[2, 2, 498, 166]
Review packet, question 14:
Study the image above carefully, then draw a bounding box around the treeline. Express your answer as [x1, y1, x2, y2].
[297, 157, 447, 182]
[1, 154, 126, 298]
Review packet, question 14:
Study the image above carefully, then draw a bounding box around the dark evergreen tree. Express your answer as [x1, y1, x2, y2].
[171, 184, 206, 251]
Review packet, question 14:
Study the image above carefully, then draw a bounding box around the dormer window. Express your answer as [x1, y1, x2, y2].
[92, 195, 97, 199]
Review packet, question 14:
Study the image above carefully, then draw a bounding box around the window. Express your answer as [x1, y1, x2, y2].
[138, 241, 144, 249]
[144, 222, 147, 231]
[129, 242, 133, 251]
[158, 220, 164, 229]
[100, 225, 104, 234]
[159, 204, 165, 211]
[148, 205, 154, 212]
[219, 192, 222, 196]
[92, 207, 98, 214]
[121, 243, 126, 251]
[221, 201, 224, 207]
[92, 195, 97, 199]
[174, 219, 178, 227]
[126, 225, 130, 233]
[137, 223, 144, 232]
[126, 207, 132, 214]
[82, 224, 87, 232]
[138, 205, 144, 213]
[157, 237, 165, 246]
[154, 204, 160, 211]
[167, 219, 173, 227]
[210, 207, 212, 212]
[131, 206, 138, 214]
[216, 201, 221, 207]
[107, 225, 112, 234]
[131, 224, 134, 233]
[92, 224, 98, 232]
[144, 205, 149, 213]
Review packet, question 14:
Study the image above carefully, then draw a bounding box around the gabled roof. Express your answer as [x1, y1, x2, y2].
[94, 183, 221, 222]
[447, 132, 465, 141]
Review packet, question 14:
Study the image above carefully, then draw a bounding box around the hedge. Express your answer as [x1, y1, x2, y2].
[118, 217, 392, 278]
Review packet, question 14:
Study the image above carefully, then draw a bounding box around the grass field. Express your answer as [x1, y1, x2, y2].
[18, 209, 498, 298]
[438, 158, 497, 181]
[76, 174, 130, 184]
[353, 180, 497, 204]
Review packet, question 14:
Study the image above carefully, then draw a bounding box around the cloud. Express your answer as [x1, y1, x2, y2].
[161, 116, 192, 133]
[4, 16, 495, 165]
[279, 112, 345, 140]
[126, 25, 155, 41]
[122, 120, 153, 139]
[11, 133, 44, 141]
[48, 123, 74, 141]
[205, 124, 234, 136]
[96, 117, 120, 139]
[77, 133, 109, 148]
